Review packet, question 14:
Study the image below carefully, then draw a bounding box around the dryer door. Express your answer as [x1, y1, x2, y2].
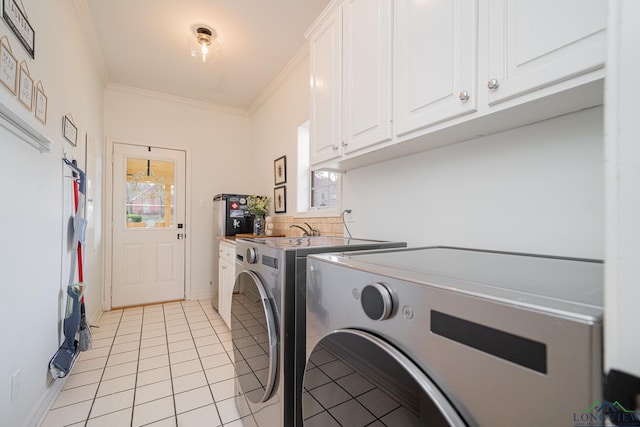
[302, 329, 467, 426]
[231, 270, 279, 403]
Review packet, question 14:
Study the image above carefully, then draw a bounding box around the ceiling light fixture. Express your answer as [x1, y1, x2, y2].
[191, 26, 221, 63]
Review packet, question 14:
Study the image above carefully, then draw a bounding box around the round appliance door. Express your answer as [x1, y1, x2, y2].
[231, 270, 278, 403]
[302, 330, 467, 427]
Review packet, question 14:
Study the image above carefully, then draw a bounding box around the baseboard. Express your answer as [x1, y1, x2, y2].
[23, 375, 68, 427]
[188, 290, 213, 300]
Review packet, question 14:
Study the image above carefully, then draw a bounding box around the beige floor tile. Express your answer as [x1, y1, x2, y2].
[169, 348, 199, 364]
[96, 373, 136, 397]
[72, 356, 107, 374]
[168, 339, 195, 353]
[78, 345, 110, 361]
[138, 353, 170, 372]
[172, 370, 208, 394]
[200, 353, 231, 370]
[102, 361, 138, 380]
[190, 327, 215, 338]
[176, 403, 222, 427]
[107, 349, 139, 366]
[89, 389, 135, 419]
[40, 399, 92, 427]
[209, 378, 235, 402]
[132, 396, 175, 426]
[171, 359, 203, 377]
[146, 416, 177, 426]
[135, 379, 173, 405]
[62, 369, 103, 390]
[136, 365, 171, 387]
[196, 343, 225, 358]
[205, 363, 236, 385]
[167, 331, 192, 343]
[194, 335, 220, 348]
[51, 382, 99, 409]
[111, 340, 140, 354]
[174, 386, 214, 414]
[140, 343, 169, 359]
[141, 335, 167, 349]
[85, 407, 132, 427]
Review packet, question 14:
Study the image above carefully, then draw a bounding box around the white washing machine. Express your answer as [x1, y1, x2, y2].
[303, 247, 603, 426]
[231, 237, 406, 427]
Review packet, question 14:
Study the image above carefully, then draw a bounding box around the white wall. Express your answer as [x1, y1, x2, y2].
[342, 107, 604, 259]
[0, 0, 104, 425]
[104, 86, 252, 300]
[249, 52, 311, 214]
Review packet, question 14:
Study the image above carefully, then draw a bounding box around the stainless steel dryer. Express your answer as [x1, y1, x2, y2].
[303, 247, 603, 426]
[231, 237, 406, 427]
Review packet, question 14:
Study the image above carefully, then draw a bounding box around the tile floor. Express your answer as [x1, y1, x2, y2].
[41, 300, 257, 427]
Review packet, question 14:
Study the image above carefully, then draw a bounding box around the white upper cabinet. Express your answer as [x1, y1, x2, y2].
[486, 0, 606, 105]
[309, 6, 343, 165]
[395, 0, 478, 137]
[307, 0, 606, 170]
[308, 0, 393, 165]
[342, 0, 393, 153]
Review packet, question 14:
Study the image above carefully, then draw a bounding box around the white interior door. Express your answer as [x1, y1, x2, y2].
[112, 143, 186, 307]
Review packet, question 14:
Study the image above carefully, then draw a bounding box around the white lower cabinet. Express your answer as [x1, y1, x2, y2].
[218, 240, 235, 328]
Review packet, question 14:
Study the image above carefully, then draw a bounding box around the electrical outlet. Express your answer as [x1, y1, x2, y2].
[346, 210, 355, 223]
[11, 369, 20, 402]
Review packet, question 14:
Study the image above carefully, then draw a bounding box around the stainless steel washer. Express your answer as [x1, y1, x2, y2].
[303, 247, 603, 426]
[231, 237, 406, 427]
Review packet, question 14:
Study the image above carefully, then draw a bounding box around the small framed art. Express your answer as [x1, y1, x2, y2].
[0, 38, 17, 94]
[18, 62, 33, 110]
[274, 155, 286, 185]
[274, 186, 286, 213]
[35, 82, 47, 124]
[63, 114, 77, 146]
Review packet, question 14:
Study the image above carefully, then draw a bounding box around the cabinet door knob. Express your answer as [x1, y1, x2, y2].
[331, 144, 339, 151]
[458, 90, 470, 101]
[487, 79, 500, 90]
[341, 141, 348, 147]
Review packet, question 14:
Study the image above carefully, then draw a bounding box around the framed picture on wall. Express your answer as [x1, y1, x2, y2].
[35, 82, 47, 124]
[63, 114, 77, 146]
[274, 186, 286, 213]
[274, 155, 286, 185]
[18, 62, 33, 110]
[0, 38, 17, 94]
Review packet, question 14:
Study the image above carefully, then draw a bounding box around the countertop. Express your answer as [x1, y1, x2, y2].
[218, 233, 286, 244]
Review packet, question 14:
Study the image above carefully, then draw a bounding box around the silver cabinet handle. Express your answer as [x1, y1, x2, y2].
[341, 141, 348, 147]
[331, 144, 339, 151]
[487, 78, 500, 90]
[458, 90, 470, 101]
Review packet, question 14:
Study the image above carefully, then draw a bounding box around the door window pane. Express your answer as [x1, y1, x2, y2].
[125, 158, 175, 228]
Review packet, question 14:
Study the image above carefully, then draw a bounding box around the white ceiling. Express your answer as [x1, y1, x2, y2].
[83, 0, 331, 111]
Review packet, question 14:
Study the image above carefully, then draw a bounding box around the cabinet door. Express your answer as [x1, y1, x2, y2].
[395, 0, 478, 137]
[342, 0, 393, 154]
[310, 6, 343, 165]
[218, 259, 234, 328]
[487, 0, 606, 105]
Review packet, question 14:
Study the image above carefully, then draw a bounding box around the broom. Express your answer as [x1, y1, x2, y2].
[72, 160, 92, 351]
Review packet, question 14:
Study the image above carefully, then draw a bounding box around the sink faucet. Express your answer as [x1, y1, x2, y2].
[289, 224, 310, 236]
[304, 222, 321, 236]
[289, 223, 321, 236]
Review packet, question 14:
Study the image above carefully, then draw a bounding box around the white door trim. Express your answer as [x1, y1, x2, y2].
[103, 138, 192, 311]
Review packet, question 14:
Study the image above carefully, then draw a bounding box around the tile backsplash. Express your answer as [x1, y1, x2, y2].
[267, 216, 344, 237]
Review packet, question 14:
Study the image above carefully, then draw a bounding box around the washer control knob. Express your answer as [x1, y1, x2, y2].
[361, 283, 393, 321]
[246, 247, 258, 264]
